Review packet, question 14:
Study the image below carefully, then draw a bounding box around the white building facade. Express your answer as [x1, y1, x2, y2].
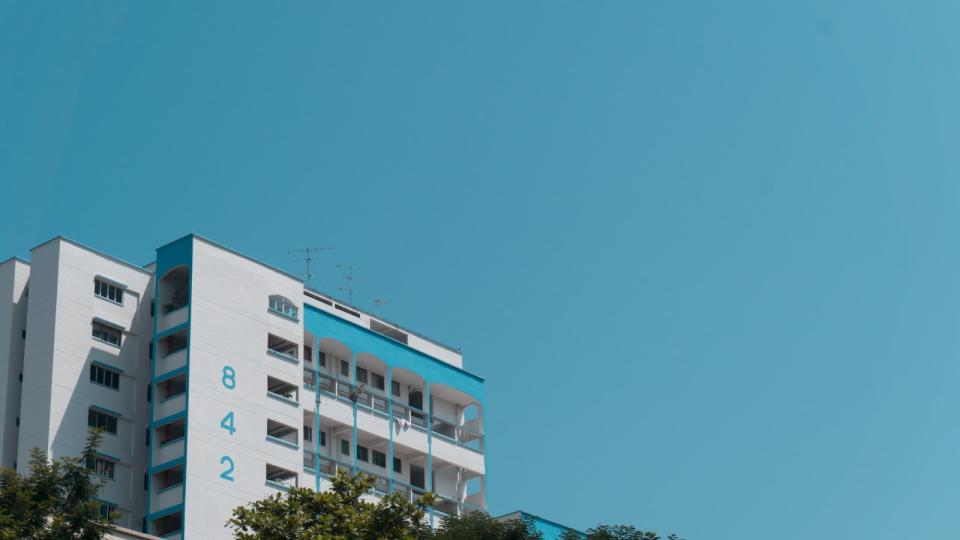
[0, 235, 486, 539]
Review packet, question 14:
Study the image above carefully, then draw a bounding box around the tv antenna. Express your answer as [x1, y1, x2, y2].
[289, 247, 335, 287]
[337, 263, 366, 304]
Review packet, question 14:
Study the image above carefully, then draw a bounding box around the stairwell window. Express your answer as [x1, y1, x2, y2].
[94, 279, 123, 305]
[92, 321, 121, 347]
[90, 364, 120, 390]
[88, 408, 119, 435]
[268, 295, 299, 321]
[87, 456, 116, 480]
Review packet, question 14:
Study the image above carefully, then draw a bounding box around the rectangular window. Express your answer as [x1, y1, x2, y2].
[87, 456, 116, 480]
[340, 359, 349, 377]
[91, 322, 121, 347]
[391, 381, 400, 397]
[319, 352, 326, 368]
[98, 503, 117, 520]
[89, 364, 120, 390]
[357, 445, 369, 463]
[340, 439, 350, 456]
[357, 367, 368, 384]
[94, 279, 123, 304]
[303, 426, 312, 442]
[372, 450, 386, 468]
[372, 373, 385, 391]
[88, 409, 118, 434]
[393, 457, 402, 473]
[320, 431, 326, 447]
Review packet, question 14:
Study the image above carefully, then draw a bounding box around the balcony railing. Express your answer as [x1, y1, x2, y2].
[303, 372, 484, 453]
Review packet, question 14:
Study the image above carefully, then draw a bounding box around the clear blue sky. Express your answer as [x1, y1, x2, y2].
[2, 2, 959, 539]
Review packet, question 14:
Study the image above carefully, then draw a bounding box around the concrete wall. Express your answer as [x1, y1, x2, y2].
[0, 258, 29, 469]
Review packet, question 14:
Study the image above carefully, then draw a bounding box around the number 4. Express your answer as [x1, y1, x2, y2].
[220, 411, 236, 436]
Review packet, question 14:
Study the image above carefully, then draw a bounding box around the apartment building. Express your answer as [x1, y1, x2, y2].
[0, 235, 486, 539]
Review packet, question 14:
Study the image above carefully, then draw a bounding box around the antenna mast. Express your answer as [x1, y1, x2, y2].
[289, 247, 335, 287]
[337, 263, 365, 304]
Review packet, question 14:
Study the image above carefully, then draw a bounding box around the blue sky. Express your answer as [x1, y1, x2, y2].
[2, 2, 960, 538]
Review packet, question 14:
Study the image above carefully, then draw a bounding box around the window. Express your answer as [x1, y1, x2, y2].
[87, 456, 116, 480]
[303, 425, 312, 442]
[92, 322, 121, 347]
[340, 360, 349, 378]
[391, 381, 400, 397]
[267, 376, 299, 402]
[266, 464, 298, 490]
[266, 419, 298, 447]
[90, 364, 120, 390]
[267, 334, 298, 361]
[319, 352, 327, 368]
[393, 457, 402, 473]
[88, 409, 118, 434]
[372, 450, 386, 468]
[268, 295, 299, 320]
[357, 367, 368, 384]
[321, 431, 326, 447]
[98, 502, 117, 520]
[357, 445, 369, 462]
[340, 439, 350, 456]
[372, 373, 385, 391]
[94, 279, 123, 304]
[155, 466, 183, 490]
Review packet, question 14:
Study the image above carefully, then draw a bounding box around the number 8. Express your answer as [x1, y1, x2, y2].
[222, 366, 236, 389]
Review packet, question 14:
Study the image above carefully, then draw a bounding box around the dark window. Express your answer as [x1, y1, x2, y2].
[372, 450, 386, 468]
[372, 373, 385, 391]
[357, 367, 368, 384]
[90, 364, 120, 390]
[150, 301, 155, 317]
[357, 445, 369, 462]
[94, 279, 123, 304]
[98, 502, 117, 520]
[391, 381, 400, 397]
[87, 456, 116, 480]
[88, 409, 118, 434]
[92, 322, 121, 347]
[340, 360, 349, 377]
[319, 352, 326, 368]
[393, 457, 402, 473]
[149, 341, 154, 360]
[340, 439, 350, 456]
[320, 431, 326, 447]
[303, 426, 312, 442]
[147, 384, 152, 402]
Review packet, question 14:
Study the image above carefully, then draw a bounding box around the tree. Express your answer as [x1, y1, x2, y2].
[560, 525, 683, 540]
[228, 469, 435, 540]
[0, 429, 116, 540]
[433, 511, 543, 540]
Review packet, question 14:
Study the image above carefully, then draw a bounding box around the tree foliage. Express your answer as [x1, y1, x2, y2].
[433, 511, 543, 540]
[561, 525, 683, 540]
[0, 429, 116, 540]
[228, 469, 435, 540]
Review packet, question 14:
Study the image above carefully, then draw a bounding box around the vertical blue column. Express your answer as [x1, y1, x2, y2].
[313, 341, 321, 491]
[386, 367, 394, 494]
[352, 350, 358, 475]
[425, 382, 433, 527]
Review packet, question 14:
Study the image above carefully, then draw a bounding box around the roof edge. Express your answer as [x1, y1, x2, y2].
[30, 236, 152, 276]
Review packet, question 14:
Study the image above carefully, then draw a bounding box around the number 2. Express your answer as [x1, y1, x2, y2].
[220, 456, 235, 481]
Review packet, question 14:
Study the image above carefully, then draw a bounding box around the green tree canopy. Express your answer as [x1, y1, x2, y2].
[0, 429, 116, 540]
[433, 511, 543, 540]
[228, 470, 435, 540]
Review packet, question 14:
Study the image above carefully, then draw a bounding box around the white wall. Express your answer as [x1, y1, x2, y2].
[0, 258, 29, 469]
[18, 239, 153, 531]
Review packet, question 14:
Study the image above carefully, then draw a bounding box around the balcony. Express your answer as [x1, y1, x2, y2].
[266, 419, 299, 450]
[157, 267, 189, 333]
[267, 334, 299, 365]
[156, 331, 188, 376]
[430, 416, 484, 453]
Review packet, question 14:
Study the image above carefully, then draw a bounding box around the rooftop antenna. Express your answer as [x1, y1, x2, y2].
[289, 247, 335, 288]
[337, 263, 366, 304]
